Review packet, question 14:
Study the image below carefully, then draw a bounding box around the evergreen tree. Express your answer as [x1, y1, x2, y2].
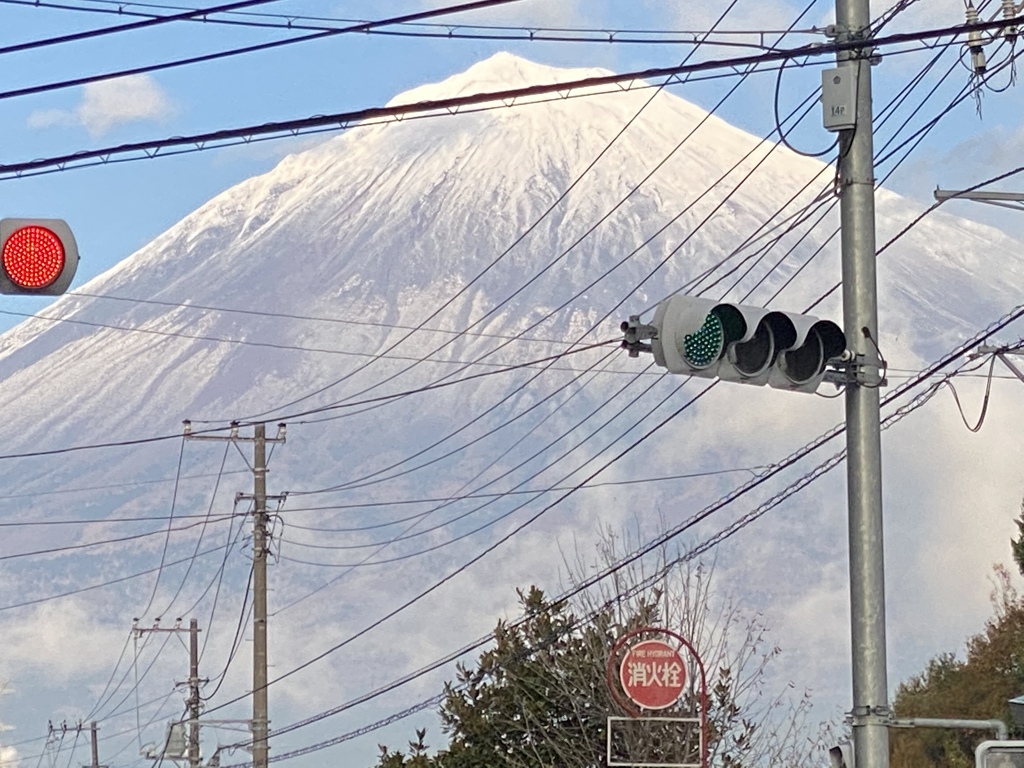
[372, 546, 821, 768]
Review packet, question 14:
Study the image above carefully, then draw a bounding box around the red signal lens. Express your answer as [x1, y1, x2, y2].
[2, 225, 65, 290]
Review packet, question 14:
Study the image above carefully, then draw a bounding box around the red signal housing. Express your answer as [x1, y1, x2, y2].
[0, 218, 78, 295]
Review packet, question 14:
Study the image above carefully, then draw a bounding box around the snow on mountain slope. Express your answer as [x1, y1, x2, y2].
[0, 53, 1022, 765]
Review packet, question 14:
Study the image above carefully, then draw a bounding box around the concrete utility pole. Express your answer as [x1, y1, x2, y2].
[835, 0, 889, 766]
[183, 421, 286, 768]
[86, 722, 105, 768]
[134, 619, 206, 766]
[251, 424, 270, 768]
[188, 619, 202, 768]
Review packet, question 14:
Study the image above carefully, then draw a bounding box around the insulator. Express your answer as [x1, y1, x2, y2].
[1002, 0, 1018, 43]
[966, 3, 988, 74]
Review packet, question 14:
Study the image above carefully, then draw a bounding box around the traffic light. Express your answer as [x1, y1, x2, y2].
[829, 740, 854, 768]
[624, 295, 847, 392]
[976, 740, 1024, 768]
[0, 218, 78, 295]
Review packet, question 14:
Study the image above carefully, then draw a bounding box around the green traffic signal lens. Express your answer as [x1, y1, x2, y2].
[683, 312, 724, 369]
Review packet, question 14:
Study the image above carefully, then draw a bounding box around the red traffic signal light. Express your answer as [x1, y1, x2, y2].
[0, 218, 78, 295]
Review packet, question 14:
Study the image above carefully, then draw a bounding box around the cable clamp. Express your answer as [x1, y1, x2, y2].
[830, 352, 886, 388]
[620, 315, 657, 358]
[848, 705, 893, 726]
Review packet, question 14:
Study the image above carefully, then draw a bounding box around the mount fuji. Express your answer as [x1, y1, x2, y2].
[0, 53, 1022, 766]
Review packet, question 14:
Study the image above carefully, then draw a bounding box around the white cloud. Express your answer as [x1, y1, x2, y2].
[0, 600, 125, 682]
[0, 683, 14, 768]
[27, 74, 175, 137]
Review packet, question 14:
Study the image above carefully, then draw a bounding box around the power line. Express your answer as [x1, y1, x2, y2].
[0, 0, 824, 51]
[0, 511, 240, 527]
[247, 308, 1024, 759]
[0, 0, 283, 55]
[6, 9, 1015, 753]
[203, 380, 722, 720]
[137, 437, 186, 618]
[282, 464, 768, 509]
[241, 339, 620, 423]
[157, 440, 232, 618]
[203, 1, 860, 581]
[0, 0, 528, 106]
[700, 25, 1014, 312]
[276, 364, 685, 568]
[269, 352, 636, 615]
[0, 307, 607, 370]
[0, 542, 235, 613]
[68, 291, 568, 346]
[0, 513, 235, 563]
[0, 16, 1017, 180]
[239, 3, 822, 431]
[0, 341, 614, 462]
[243, 0, 954, 438]
[222, 0, 750, 424]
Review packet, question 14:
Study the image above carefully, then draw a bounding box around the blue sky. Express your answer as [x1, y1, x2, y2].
[1, 0, 1021, 335]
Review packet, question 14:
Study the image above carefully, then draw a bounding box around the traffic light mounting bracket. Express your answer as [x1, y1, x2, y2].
[621, 316, 657, 358]
[831, 348, 887, 389]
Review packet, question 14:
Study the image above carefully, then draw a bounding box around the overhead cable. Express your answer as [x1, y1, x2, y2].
[0, 0, 283, 55]
[0, 0, 528, 106]
[0, 16, 1020, 180]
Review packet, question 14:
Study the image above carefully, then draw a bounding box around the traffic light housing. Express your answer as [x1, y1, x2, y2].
[0, 218, 78, 295]
[976, 741, 1024, 768]
[829, 740, 854, 768]
[639, 295, 846, 392]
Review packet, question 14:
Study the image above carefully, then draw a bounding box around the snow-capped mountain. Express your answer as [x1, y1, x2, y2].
[0, 53, 1022, 766]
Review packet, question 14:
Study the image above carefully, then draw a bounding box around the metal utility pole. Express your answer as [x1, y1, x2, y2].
[835, 0, 889, 765]
[183, 421, 286, 768]
[188, 619, 201, 768]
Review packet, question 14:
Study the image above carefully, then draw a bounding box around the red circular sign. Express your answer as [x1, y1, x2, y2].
[618, 639, 687, 710]
[3, 225, 65, 290]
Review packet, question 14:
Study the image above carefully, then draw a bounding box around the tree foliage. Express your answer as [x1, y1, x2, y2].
[890, 500, 1024, 768]
[373, 535, 822, 768]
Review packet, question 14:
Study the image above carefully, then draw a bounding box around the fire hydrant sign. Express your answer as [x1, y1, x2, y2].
[618, 638, 687, 710]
